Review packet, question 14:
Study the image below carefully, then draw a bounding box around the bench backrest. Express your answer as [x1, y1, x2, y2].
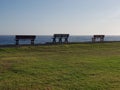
[16, 35, 36, 40]
[53, 34, 69, 38]
[93, 35, 104, 38]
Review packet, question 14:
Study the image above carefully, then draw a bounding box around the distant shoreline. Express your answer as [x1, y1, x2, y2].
[0, 41, 120, 48]
[0, 35, 120, 45]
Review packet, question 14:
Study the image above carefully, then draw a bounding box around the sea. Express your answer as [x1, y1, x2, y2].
[0, 35, 120, 45]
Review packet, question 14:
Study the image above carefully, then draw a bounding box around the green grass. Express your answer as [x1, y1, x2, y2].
[0, 42, 120, 90]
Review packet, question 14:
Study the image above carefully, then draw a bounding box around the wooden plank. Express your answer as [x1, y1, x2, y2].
[16, 35, 36, 40]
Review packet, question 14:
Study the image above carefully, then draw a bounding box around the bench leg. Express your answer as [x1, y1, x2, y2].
[31, 40, 34, 45]
[16, 40, 19, 45]
[52, 38, 56, 43]
[100, 38, 104, 42]
[92, 38, 95, 42]
[65, 38, 68, 43]
[59, 38, 62, 43]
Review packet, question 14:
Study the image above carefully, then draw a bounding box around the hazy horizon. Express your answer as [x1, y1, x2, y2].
[0, 0, 120, 35]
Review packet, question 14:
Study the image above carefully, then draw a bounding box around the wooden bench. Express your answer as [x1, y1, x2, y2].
[15, 35, 36, 45]
[52, 34, 69, 43]
[92, 35, 105, 42]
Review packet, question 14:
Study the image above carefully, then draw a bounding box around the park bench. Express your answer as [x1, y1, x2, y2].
[92, 35, 105, 42]
[15, 35, 36, 45]
[52, 34, 69, 43]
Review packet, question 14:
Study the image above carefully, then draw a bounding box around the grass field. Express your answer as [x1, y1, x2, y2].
[0, 42, 120, 90]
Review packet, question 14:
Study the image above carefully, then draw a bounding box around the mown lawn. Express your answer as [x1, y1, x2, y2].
[0, 42, 120, 90]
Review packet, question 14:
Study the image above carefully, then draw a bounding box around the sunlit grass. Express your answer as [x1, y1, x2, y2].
[0, 42, 120, 90]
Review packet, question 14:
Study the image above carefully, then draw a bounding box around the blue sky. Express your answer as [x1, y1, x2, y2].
[0, 0, 120, 35]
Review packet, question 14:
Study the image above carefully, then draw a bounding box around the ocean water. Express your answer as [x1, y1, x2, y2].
[0, 35, 120, 45]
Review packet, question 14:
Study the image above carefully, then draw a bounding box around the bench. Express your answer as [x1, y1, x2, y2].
[92, 35, 105, 42]
[15, 35, 36, 45]
[52, 34, 69, 43]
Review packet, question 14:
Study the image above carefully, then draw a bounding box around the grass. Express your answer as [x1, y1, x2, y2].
[0, 42, 120, 90]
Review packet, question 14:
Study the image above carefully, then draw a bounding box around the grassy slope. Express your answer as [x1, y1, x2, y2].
[0, 42, 120, 90]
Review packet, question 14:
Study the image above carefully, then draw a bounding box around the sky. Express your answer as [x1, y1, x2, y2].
[0, 0, 120, 35]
